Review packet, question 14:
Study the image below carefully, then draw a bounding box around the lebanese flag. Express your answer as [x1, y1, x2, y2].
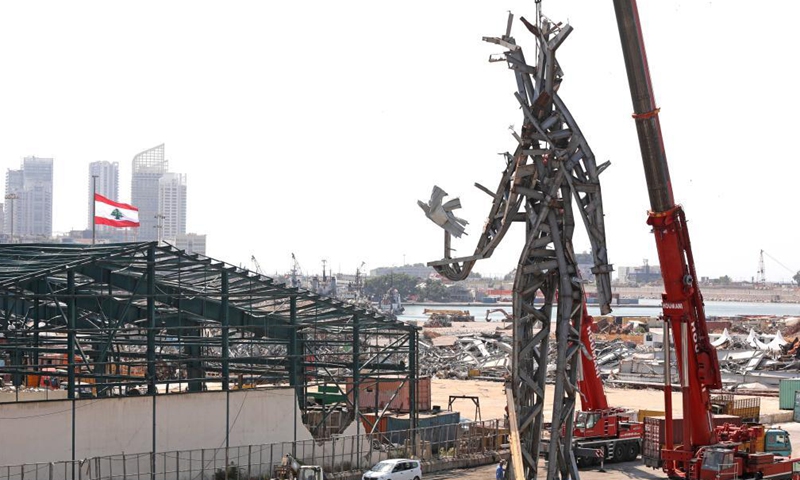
[94, 194, 140, 228]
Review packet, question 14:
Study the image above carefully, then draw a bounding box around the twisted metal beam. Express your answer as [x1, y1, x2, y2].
[421, 11, 612, 480]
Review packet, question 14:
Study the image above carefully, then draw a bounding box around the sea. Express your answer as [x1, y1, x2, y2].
[398, 298, 800, 322]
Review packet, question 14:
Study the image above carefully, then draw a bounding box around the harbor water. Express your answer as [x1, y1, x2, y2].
[399, 298, 800, 322]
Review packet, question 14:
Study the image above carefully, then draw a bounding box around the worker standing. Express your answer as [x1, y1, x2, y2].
[496, 460, 506, 480]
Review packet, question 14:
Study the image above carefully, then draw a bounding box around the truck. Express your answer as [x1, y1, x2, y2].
[571, 306, 644, 467]
[641, 415, 794, 468]
[272, 454, 323, 480]
[612, 0, 800, 477]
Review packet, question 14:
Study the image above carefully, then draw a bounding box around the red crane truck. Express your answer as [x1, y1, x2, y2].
[573, 306, 644, 466]
[612, 0, 800, 478]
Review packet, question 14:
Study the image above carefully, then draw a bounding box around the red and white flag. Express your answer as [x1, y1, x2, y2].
[94, 194, 140, 228]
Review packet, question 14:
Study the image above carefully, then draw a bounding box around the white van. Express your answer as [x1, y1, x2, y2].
[362, 459, 422, 480]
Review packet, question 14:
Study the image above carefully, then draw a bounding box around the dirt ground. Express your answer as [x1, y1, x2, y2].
[431, 378, 782, 421]
[430, 378, 795, 479]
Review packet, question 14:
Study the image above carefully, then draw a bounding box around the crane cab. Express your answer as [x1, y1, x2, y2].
[699, 448, 737, 480]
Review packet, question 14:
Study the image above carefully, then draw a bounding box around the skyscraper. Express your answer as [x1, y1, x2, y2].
[131, 144, 167, 241]
[3, 157, 54, 238]
[4, 169, 23, 237]
[158, 173, 187, 242]
[88, 161, 119, 229]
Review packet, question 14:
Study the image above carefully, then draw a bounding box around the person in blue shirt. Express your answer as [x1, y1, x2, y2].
[496, 460, 506, 480]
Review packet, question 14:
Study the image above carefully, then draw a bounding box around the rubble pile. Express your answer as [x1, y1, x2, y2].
[609, 318, 800, 390]
[422, 309, 475, 322]
[419, 332, 511, 380]
[423, 314, 453, 328]
[415, 314, 800, 391]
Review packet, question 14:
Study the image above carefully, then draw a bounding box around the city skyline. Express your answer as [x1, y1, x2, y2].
[0, 1, 797, 283]
[3, 144, 199, 248]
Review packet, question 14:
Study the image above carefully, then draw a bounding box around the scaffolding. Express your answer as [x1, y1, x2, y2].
[0, 242, 419, 438]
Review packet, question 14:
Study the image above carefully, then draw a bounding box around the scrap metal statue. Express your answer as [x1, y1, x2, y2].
[419, 10, 612, 480]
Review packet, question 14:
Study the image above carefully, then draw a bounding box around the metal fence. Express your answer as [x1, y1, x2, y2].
[0, 419, 507, 480]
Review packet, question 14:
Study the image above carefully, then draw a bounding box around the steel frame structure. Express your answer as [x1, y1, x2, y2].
[423, 12, 612, 480]
[0, 242, 418, 439]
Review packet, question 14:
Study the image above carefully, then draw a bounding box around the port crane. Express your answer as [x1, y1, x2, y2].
[613, 0, 800, 478]
[251, 255, 264, 274]
[290, 253, 302, 289]
[759, 249, 797, 285]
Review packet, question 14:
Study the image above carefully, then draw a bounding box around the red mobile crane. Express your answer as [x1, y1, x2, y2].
[613, 1, 799, 478]
[572, 305, 644, 466]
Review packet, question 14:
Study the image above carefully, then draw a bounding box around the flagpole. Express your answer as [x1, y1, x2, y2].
[91, 175, 98, 245]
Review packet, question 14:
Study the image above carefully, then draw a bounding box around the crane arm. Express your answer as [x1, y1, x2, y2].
[577, 305, 608, 411]
[612, 0, 721, 475]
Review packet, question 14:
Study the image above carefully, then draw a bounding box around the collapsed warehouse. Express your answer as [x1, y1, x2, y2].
[0, 243, 421, 467]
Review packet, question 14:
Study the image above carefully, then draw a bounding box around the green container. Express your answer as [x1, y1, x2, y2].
[779, 379, 800, 410]
[793, 391, 800, 422]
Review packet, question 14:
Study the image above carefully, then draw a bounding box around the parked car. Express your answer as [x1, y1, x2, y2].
[362, 459, 422, 480]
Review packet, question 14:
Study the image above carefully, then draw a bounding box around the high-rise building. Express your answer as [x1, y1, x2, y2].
[175, 233, 206, 255]
[3, 157, 54, 238]
[4, 169, 23, 237]
[131, 144, 167, 241]
[21, 157, 54, 237]
[87, 161, 119, 229]
[158, 173, 187, 242]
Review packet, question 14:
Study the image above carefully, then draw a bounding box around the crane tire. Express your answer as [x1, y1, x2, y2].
[613, 443, 625, 463]
[624, 442, 638, 461]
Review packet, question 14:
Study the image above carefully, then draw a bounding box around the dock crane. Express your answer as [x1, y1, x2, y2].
[251, 255, 264, 274]
[290, 253, 302, 289]
[613, 0, 800, 478]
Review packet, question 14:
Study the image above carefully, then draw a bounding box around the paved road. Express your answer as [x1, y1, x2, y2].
[425, 461, 664, 480]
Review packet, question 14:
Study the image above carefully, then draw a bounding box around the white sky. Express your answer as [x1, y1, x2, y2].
[1, 1, 797, 282]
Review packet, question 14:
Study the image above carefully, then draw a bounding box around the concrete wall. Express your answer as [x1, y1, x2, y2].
[0, 389, 68, 403]
[0, 388, 310, 466]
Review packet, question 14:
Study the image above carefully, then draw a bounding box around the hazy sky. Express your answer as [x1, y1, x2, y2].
[1, 1, 797, 283]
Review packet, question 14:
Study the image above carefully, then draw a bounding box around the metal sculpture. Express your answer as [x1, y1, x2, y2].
[419, 10, 612, 480]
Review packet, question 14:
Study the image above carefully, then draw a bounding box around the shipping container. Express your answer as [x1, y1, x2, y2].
[642, 415, 743, 468]
[346, 376, 431, 413]
[383, 411, 460, 452]
[793, 391, 800, 423]
[637, 409, 665, 422]
[710, 394, 761, 422]
[307, 384, 347, 406]
[779, 379, 800, 410]
[360, 413, 389, 433]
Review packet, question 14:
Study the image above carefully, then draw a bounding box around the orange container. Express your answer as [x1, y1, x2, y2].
[347, 376, 431, 413]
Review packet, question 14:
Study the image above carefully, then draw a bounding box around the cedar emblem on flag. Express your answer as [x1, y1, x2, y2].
[94, 194, 140, 228]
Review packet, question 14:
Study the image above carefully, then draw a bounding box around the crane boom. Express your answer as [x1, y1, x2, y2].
[577, 306, 608, 411]
[612, 0, 722, 476]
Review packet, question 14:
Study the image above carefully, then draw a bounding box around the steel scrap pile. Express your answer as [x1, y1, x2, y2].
[418, 328, 645, 383]
[607, 320, 800, 390]
[419, 332, 511, 380]
[715, 327, 800, 389]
